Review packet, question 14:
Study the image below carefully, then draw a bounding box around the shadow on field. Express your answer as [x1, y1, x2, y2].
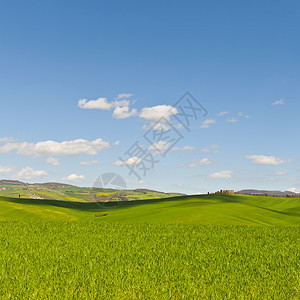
[1, 194, 299, 218]
[0, 195, 194, 212]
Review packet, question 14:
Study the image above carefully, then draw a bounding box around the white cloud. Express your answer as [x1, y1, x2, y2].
[46, 157, 60, 166]
[275, 170, 287, 175]
[201, 145, 219, 153]
[114, 156, 141, 166]
[78, 98, 113, 110]
[227, 117, 238, 123]
[139, 105, 177, 123]
[0, 137, 15, 144]
[116, 93, 133, 99]
[180, 158, 212, 168]
[238, 112, 251, 119]
[0, 138, 110, 156]
[62, 174, 85, 183]
[287, 188, 300, 193]
[14, 167, 47, 180]
[113, 106, 137, 119]
[0, 165, 13, 174]
[246, 155, 288, 165]
[79, 95, 137, 119]
[78, 97, 130, 110]
[80, 160, 101, 166]
[148, 141, 170, 155]
[272, 99, 285, 106]
[200, 119, 216, 128]
[217, 111, 228, 117]
[208, 170, 233, 179]
[172, 146, 195, 151]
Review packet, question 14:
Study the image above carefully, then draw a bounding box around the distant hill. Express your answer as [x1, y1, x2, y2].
[0, 180, 26, 186]
[0, 180, 183, 202]
[237, 189, 300, 197]
[33, 182, 75, 189]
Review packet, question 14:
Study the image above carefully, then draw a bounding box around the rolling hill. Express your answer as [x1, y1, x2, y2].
[0, 193, 299, 225]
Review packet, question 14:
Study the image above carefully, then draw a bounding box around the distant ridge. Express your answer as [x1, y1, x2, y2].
[237, 189, 300, 197]
[33, 182, 75, 189]
[0, 180, 74, 188]
[0, 179, 183, 195]
[0, 180, 26, 186]
[134, 188, 185, 195]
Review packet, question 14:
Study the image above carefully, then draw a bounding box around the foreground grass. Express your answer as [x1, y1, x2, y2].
[0, 222, 299, 299]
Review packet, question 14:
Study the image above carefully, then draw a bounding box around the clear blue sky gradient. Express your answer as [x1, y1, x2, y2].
[0, 0, 299, 193]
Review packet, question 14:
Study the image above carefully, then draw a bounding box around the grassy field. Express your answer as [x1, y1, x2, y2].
[0, 194, 299, 298]
[0, 194, 299, 225]
[0, 222, 299, 299]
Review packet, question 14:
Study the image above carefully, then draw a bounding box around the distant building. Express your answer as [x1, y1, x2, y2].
[215, 189, 234, 195]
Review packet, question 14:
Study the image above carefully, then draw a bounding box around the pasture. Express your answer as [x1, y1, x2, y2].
[0, 194, 299, 298]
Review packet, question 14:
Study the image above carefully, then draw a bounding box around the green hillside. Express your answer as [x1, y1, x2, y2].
[0, 194, 299, 225]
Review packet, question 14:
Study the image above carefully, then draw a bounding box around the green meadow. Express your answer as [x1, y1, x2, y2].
[0, 194, 299, 298]
[0, 194, 299, 225]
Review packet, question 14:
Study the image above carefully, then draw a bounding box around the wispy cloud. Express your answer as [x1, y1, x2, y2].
[200, 119, 216, 128]
[46, 157, 60, 166]
[0, 137, 15, 144]
[0, 165, 13, 174]
[14, 167, 47, 180]
[179, 158, 212, 167]
[172, 146, 194, 151]
[246, 155, 289, 165]
[208, 170, 233, 179]
[116, 93, 133, 99]
[80, 160, 101, 166]
[227, 117, 238, 123]
[201, 145, 220, 153]
[274, 170, 287, 175]
[62, 174, 85, 183]
[217, 111, 228, 117]
[114, 156, 141, 166]
[272, 99, 285, 105]
[0, 138, 110, 156]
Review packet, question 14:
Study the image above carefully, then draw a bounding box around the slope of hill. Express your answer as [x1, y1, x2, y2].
[0, 194, 299, 225]
[0, 180, 182, 202]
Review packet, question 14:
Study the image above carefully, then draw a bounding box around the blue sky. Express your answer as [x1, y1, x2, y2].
[0, 0, 299, 194]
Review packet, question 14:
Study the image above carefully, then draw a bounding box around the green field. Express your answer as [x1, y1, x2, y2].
[0, 194, 299, 298]
[0, 194, 299, 225]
